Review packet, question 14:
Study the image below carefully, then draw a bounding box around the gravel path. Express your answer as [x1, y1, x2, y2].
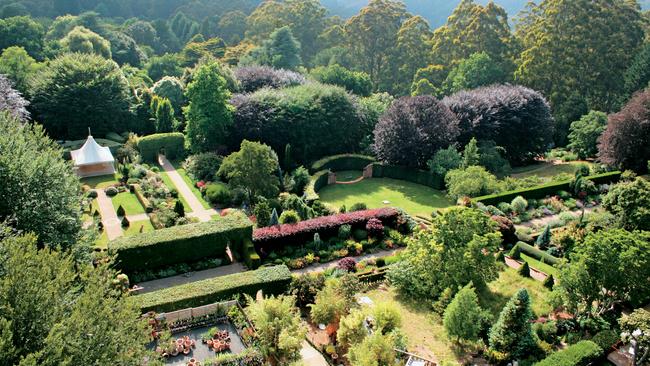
[159, 155, 212, 222]
[95, 189, 122, 240]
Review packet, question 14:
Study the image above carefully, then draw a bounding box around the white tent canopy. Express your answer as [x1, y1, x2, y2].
[71, 135, 115, 166]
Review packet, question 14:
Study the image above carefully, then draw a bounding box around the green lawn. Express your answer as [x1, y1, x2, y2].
[480, 265, 553, 318]
[81, 199, 99, 223]
[123, 219, 154, 236]
[318, 177, 452, 216]
[95, 231, 109, 249]
[168, 160, 212, 209]
[159, 170, 192, 213]
[111, 192, 145, 216]
[80, 173, 121, 189]
[521, 253, 559, 277]
[511, 161, 594, 179]
[335, 170, 363, 182]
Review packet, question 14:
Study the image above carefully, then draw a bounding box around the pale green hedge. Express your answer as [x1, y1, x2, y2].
[137, 132, 185, 162]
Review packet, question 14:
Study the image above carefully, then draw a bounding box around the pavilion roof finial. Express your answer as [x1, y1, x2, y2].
[88, 127, 92, 136]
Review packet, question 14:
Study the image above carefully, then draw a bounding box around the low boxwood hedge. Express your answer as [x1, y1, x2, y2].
[109, 212, 252, 273]
[253, 208, 399, 253]
[370, 163, 445, 190]
[534, 340, 602, 366]
[305, 170, 330, 201]
[130, 265, 292, 312]
[310, 154, 375, 173]
[473, 171, 621, 206]
[515, 241, 561, 266]
[137, 132, 185, 162]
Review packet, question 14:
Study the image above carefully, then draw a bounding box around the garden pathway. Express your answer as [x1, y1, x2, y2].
[516, 206, 598, 231]
[95, 189, 122, 240]
[300, 341, 329, 366]
[504, 256, 548, 282]
[158, 155, 213, 222]
[126, 213, 149, 222]
[293, 248, 402, 275]
[134, 262, 246, 293]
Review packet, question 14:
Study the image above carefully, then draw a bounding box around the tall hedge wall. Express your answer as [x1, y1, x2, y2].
[515, 242, 561, 265]
[473, 171, 621, 206]
[130, 265, 292, 312]
[534, 340, 602, 366]
[370, 163, 445, 190]
[310, 154, 375, 174]
[137, 132, 185, 162]
[109, 212, 252, 273]
[253, 208, 399, 253]
[305, 170, 330, 201]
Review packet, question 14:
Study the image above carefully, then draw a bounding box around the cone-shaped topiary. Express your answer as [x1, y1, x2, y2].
[116, 205, 126, 217]
[121, 216, 130, 228]
[543, 274, 554, 289]
[489, 289, 536, 359]
[269, 207, 279, 226]
[518, 261, 530, 277]
[496, 251, 505, 262]
[536, 225, 551, 249]
[174, 200, 185, 217]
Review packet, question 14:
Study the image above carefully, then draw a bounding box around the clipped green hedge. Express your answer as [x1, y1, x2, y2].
[473, 171, 621, 205]
[310, 154, 375, 174]
[370, 163, 445, 190]
[109, 212, 252, 273]
[305, 170, 330, 201]
[130, 265, 292, 312]
[515, 242, 561, 265]
[534, 340, 602, 366]
[243, 239, 261, 269]
[137, 132, 185, 162]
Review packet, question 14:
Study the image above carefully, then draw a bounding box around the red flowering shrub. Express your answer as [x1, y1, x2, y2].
[253, 208, 399, 252]
[337, 257, 357, 272]
[365, 218, 384, 238]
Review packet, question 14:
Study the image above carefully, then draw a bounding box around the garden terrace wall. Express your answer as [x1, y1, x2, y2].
[253, 208, 399, 253]
[109, 212, 252, 273]
[310, 154, 376, 174]
[137, 132, 185, 162]
[130, 265, 292, 313]
[515, 242, 561, 265]
[369, 163, 445, 190]
[534, 340, 602, 366]
[473, 171, 621, 206]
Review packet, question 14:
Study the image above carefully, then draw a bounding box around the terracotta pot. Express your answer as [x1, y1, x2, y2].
[207, 339, 213, 348]
[183, 348, 190, 355]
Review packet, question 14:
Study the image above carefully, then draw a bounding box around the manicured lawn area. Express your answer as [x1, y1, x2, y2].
[123, 219, 154, 236]
[168, 160, 212, 209]
[81, 199, 99, 223]
[159, 170, 192, 213]
[480, 265, 553, 318]
[111, 192, 145, 215]
[511, 161, 594, 180]
[521, 253, 559, 277]
[318, 177, 453, 216]
[96, 230, 109, 249]
[335, 170, 363, 182]
[80, 173, 121, 189]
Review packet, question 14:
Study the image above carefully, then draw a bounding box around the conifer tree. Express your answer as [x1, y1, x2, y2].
[174, 200, 185, 217]
[269, 207, 279, 226]
[461, 137, 480, 168]
[443, 283, 482, 342]
[151, 95, 176, 133]
[536, 225, 551, 249]
[489, 288, 537, 359]
[518, 262, 530, 277]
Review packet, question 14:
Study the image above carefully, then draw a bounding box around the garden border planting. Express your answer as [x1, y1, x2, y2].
[369, 163, 445, 190]
[253, 208, 399, 253]
[130, 265, 292, 313]
[109, 212, 252, 273]
[310, 154, 375, 174]
[137, 132, 185, 162]
[534, 340, 603, 366]
[473, 171, 621, 205]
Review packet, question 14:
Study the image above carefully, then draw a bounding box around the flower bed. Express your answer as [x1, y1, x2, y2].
[252, 208, 400, 253]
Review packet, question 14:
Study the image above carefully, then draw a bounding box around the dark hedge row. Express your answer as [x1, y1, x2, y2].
[534, 341, 602, 366]
[109, 212, 252, 273]
[473, 171, 621, 205]
[514, 241, 561, 266]
[309, 154, 375, 174]
[137, 132, 185, 162]
[370, 163, 445, 190]
[130, 265, 292, 313]
[253, 208, 399, 253]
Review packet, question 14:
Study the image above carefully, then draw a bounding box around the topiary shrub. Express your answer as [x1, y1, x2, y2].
[517, 261, 530, 277]
[105, 186, 118, 197]
[376, 258, 386, 267]
[205, 182, 231, 206]
[116, 205, 125, 217]
[366, 218, 384, 238]
[543, 274, 555, 289]
[88, 190, 98, 199]
[349, 202, 368, 212]
[591, 329, 619, 351]
[121, 216, 130, 228]
[279, 210, 300, 224]
[508, 245, 521, 260]
[137, 132, 185, 162]
[337, 257, 357, 273]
